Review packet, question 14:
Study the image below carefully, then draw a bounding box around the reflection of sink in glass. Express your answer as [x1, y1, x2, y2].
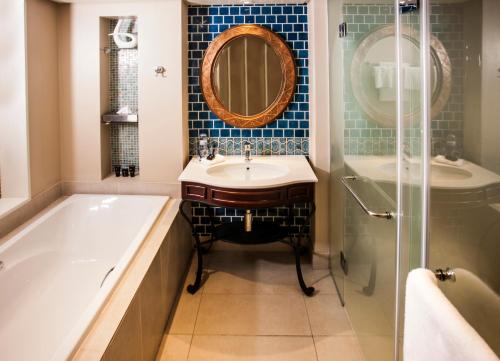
[379, 162, 473, 181]
[206, 162, 289, 182]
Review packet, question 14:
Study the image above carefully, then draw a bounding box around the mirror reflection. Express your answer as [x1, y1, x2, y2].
[213, 35, 283, 116]
[351, 25, 450, 127]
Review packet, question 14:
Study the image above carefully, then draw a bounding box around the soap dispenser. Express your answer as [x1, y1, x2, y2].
[198, 133, 209, 160]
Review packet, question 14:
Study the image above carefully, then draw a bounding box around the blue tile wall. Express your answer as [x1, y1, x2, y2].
[187, 4, 311, 237]
[187, 4, 309, 156]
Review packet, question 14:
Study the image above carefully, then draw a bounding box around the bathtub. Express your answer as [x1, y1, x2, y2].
[0, 194, 168, 361]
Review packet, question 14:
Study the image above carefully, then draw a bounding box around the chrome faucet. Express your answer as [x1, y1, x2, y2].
[244, 141, 251, 162]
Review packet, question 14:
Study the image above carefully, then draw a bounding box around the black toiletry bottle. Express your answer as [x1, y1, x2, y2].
[122, 167, 129, 177]
[129, 165, 136, 177]
[115, 166, 121, 177]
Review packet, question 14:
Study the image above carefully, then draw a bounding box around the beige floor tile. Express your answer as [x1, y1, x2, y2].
[305, 295, 354, 336]
[168, 288, 202, 335]
[156, 335, 192, 361]
[356, 335, 393, 361]
[203, 250, 335, 295]
[188, 335, 317, 361]
[314, 336, 365, 361]
[194, 294, 311, 336]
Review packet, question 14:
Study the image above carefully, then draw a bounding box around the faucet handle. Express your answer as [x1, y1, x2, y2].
[243, 141, 251, 151]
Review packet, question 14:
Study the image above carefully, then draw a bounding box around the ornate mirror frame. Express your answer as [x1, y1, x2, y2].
[350, 25, 452, 127]
[200, 24, 296, 128]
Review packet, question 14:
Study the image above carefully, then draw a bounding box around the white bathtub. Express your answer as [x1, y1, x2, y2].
[0, 194, 168, 361]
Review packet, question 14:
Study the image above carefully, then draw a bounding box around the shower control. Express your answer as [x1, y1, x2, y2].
[399, 0, 419, 13]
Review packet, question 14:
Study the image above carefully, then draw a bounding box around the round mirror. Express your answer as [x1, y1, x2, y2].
[213, 36, 283, 116]
[350, 25, 451, 127]
[201, 25, 296, 128]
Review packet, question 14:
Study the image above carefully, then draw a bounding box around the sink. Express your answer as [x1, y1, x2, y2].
[206, 161, 289, 182]
[178, 155, 317, 189]
[379, 162, 473, 181]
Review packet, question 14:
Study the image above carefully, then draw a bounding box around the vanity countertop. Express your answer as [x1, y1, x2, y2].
[178, 155, 318, 189]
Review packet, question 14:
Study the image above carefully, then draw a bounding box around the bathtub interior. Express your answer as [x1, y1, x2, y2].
[0, 194, 168, 361]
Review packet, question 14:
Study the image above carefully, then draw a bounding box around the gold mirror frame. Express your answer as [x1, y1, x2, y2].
[201, 24, 296, 128]
[350, 25, 452, 127]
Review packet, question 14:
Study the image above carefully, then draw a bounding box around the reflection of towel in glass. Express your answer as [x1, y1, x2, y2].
[372, 62, 397, 101]
[372, 63, 421, 101]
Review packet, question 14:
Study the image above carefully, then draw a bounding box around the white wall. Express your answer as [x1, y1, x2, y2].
[58, 0, 188, 190]
[0, 0, 31, 199]
[308, 0, 331, 267]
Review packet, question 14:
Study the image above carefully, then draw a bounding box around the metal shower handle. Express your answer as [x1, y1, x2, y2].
[341, 176, 393, 220]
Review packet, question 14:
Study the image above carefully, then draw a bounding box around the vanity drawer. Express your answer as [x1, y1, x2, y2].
[182, 182, 314, 207]
[183, 183, 207, 200]
[209, 188, 286, 208]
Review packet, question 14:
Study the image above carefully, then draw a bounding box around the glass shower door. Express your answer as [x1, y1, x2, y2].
[328, 1, 426, 360]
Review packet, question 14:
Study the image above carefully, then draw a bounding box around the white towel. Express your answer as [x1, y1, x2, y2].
[434, 155, 465, 167]
[199, 154, 225, 167]
[404, 268, 498, 361]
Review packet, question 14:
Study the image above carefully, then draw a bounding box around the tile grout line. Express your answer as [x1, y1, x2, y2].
[185, 258, 206, 361]
[302, 293, 320, 361]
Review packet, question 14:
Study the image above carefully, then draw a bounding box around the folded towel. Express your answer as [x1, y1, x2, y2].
[404, 268, 498, 361]
[200, 154, 225, 167]
[434, 155, 465, 167]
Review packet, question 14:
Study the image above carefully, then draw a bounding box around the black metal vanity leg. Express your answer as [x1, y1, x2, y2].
[187, 232, 203, 294]
[179, 200, 203, 295]
[295, 234, 315, 297]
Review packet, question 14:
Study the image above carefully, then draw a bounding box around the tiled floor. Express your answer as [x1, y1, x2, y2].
[156, 245, 365, 361]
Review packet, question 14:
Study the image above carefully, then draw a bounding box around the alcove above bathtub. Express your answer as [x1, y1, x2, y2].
[100, 17, 140, 178]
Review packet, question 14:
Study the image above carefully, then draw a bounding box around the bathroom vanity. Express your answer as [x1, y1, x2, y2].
[178, 156, 318, 296]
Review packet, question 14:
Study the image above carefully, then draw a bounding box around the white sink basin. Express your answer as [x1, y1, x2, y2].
[206, 162, 289, 182]
[178, 156, 318, 189]
[379, 162, 473, 181]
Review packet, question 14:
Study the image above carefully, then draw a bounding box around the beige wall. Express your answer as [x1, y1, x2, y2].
[26, 0, 61, 197]
[0, 0, 31, 199]
[58, 1, 188, 186]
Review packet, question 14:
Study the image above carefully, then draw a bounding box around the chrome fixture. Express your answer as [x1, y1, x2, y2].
[198, 134, 209, 160]
[244, 141, 251, 162]
[0, 261, 4, 271]
[399, 0, 419, 14]
[444, 134, 458, 161]
[154, 65, 166, 77]
[434, 268, 456, 282]
[341, 176, 393, 220]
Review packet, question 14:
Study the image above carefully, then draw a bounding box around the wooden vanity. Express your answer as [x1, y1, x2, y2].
[178, 156, 318, 296]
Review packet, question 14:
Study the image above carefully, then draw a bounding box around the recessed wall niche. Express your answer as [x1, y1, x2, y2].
[100, 17, 139, 178]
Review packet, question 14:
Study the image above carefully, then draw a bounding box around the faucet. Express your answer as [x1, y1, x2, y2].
[244, 141, 251, 162]
[402, 140, 411, 163]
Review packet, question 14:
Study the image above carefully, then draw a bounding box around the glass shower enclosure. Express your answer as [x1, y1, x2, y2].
[329, 0, 500, 360]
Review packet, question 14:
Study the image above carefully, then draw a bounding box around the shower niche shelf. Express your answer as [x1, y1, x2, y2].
[101, 113, 138, 124]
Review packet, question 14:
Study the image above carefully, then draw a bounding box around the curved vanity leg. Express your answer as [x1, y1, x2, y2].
[179, 200, 203, 295]
[295, 234, 315, 297]
[291, 202, 315, 297]
[187, 232, 203, 294]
